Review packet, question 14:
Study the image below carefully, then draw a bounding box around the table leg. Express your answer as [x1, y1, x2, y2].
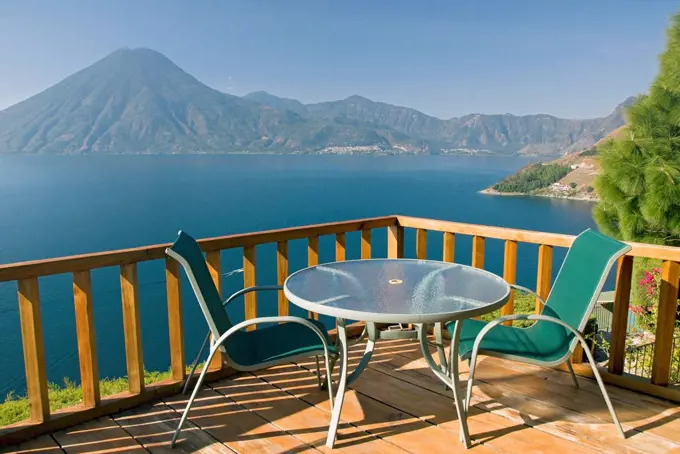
[450, 320, 471, 447]
[418, 322, 471, 449]
[326, 318, 349, 448]
[347, 321, 376, 385]
[434, 322, 448, 374]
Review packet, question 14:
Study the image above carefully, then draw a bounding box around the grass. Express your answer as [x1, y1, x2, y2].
[0, 370, 171, 427]
[480, 289, 538, 327]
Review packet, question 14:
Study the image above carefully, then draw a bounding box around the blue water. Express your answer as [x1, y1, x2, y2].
[0, 155, 598, 397]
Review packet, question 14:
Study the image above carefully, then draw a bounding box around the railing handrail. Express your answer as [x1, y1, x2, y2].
[4, 214, 680, 283]
[0, 215, 398, 282]
[397, 215, 680, 261]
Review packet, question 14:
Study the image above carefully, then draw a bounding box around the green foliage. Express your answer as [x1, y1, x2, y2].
[569, 182, 577, 189]
[492, 163, 572, 193]
[585, 186, 594, 193]
[0, 369, 171, 426]
[594, 12, 680, 246]
[580, 147, 599, 156]
[481, 289, 537, 327]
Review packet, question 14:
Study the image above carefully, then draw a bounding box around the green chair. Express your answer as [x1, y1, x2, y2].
[165, 231, 338, 448]
[449, 229, 631, 438]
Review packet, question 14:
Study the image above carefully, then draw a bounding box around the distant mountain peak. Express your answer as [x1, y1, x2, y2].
[104, 47, 173, 62]
[344, 94, 372, 103]
[613, 96, 637, 114]
[247, 90, 271, 96]
[0, 48, 281, 154]
[243, 91, 308, 117]
[0, 48, 631, 156]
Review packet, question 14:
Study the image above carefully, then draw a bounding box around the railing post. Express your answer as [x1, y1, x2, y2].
[608, 256, 633, 375]
[416, 229, 427, 259]
[308, 236, 319, 266]
[388, 224, 404, 259]
[334, 233, 346, 331]
[470, 236, 486, 320]
[120, 263, 144, 394]
[165, 258, 185, 381]
[277, 241, 289, 317]
[361, 229, 372, 259]
[307, 237, 319, 319]
[336, 233, 346, 261]
[535, 244, 552, 313]
[501, 240, 517, 325]
[17, 277, 49, 422]
[73, 270, 101, 406]
[243, 246, 257, 330]
[443, 232, 455, 262]
[206, 251, 223, 370]
[651, 260, 680, 386]
[472, 236, 485, 269]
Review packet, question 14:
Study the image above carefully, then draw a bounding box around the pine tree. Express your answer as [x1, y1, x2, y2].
[594, 11, 680, 246]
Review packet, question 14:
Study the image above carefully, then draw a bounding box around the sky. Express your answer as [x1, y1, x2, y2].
[0, 0, 677, 119]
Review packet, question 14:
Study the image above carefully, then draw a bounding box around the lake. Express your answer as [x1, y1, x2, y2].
[0, 154, 598, 397]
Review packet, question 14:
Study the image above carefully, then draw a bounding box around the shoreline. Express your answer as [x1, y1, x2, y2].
[479, 187, 598, 203]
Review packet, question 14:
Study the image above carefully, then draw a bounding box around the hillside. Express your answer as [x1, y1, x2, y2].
[483, 125, 630, 200]
[0, 48, 631, 155]
[482, 151, 600, 200]
[256, 92, 634, 155]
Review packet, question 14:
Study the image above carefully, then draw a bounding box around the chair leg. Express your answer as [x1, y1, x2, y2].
[580, 339, 626, 438]
[322, 353, 335, 411]
[170, 347, 215, 448]
[182, 332, 210, 395]
[320, 330, 341, 391]
[320, 354, 338, 390]
[465, 349, 480, 413]
[566, 359, 580, 389]
[315, 356, 322, 388]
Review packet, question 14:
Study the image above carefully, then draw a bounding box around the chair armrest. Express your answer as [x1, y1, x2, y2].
[209, 315, 336, 407]
[223, 285, 283, 307]
[472, 313, 583, 357]
[509, 284, 546, 307]
[212, 316, 335, 363]
[223, 315, 326, 337]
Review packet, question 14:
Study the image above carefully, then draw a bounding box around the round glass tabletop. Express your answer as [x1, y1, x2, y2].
[284, 259, 511, 324]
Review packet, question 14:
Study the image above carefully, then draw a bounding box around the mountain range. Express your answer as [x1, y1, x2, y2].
[0, 48, 633, 156]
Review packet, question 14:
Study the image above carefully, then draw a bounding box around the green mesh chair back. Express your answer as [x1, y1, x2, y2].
[528, 229, 631, 360]
[544, 229, 630, 331]
[166, 231, 233, 338]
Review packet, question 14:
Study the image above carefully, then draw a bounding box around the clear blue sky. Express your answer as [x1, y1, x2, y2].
[0, 0, 677, 118]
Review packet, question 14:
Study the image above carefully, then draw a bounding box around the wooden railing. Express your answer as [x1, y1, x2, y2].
[1, 214, 680, 446]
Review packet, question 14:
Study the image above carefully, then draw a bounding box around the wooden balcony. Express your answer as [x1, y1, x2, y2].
[1, 215, 680, 452]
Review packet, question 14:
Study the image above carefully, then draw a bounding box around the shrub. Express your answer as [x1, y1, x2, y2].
[493, 163, 572, 193]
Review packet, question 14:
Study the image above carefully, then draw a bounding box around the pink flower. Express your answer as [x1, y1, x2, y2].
[631, 305, 645, 315]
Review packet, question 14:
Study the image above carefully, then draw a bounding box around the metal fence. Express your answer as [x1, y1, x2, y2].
[592, 301, 639, 334]
[624, 336, 680, 384]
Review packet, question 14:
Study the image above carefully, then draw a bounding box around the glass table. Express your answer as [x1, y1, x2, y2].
[284, 258, 510, 449]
